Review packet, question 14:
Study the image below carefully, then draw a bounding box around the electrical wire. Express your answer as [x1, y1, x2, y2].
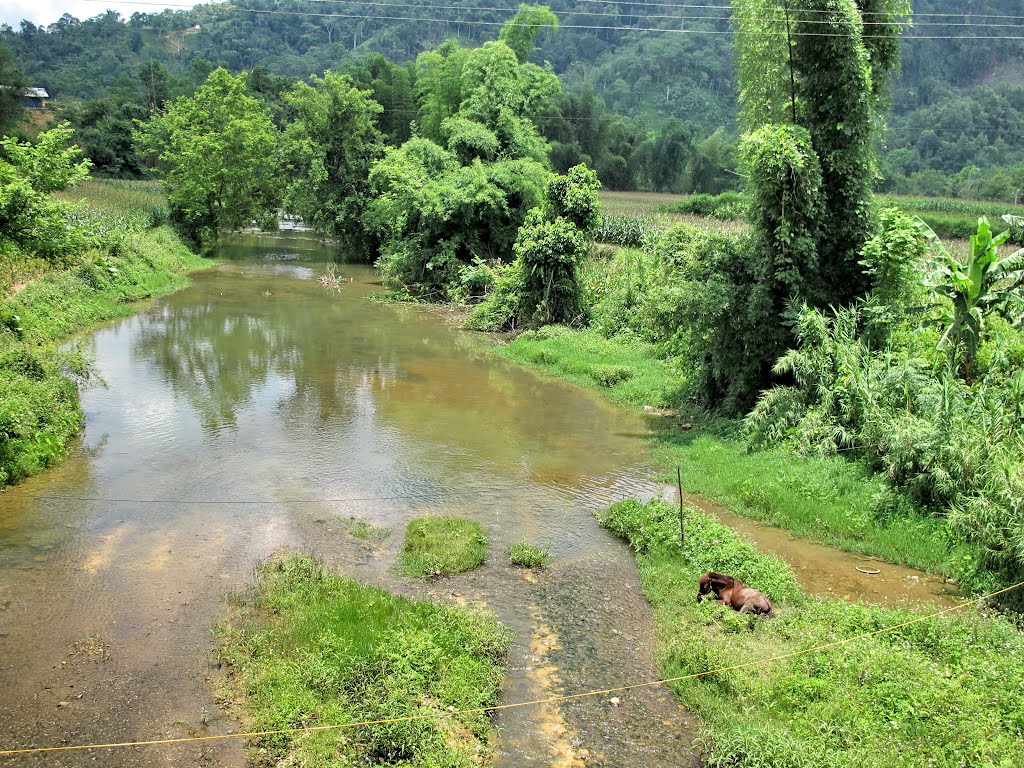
[71, 0, 1024, 40]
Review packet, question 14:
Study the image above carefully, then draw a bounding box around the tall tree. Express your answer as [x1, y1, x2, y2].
[367, 13, 560, 297]
[280, 71, 384, 250]
[734, 0, 909, 305]
[135, 68, 281, 245]
[498, 4, 558, 64]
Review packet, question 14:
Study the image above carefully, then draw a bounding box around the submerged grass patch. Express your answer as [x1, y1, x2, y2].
[598, 498, 1024, 768]
[399, 517, 488, 577]
[500, 325, 965, 579]
[344, 516, 390, 540]
[216, 554, 511, 767]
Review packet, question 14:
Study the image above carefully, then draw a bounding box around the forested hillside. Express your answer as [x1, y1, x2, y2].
[2, 0, 1023, 197]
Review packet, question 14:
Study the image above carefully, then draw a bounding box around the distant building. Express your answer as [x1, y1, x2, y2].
[23, 87, 49, 109]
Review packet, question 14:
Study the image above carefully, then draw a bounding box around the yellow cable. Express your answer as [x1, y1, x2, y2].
[1, 579, 1021, 758]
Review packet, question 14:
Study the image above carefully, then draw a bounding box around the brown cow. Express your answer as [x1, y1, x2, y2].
[697, 571, 774, 616]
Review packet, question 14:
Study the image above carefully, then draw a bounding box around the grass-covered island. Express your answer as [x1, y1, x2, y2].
[215, 554, 511, 767]
[399, 517, 489, 577]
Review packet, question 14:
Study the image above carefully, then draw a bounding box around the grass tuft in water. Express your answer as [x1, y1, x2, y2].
[508, 541, 551, 568]
[344, 516, 390, 540]
[597, 498, 1024, 768]
[216, 554, 511, 767]
[399, 517, 488, 577]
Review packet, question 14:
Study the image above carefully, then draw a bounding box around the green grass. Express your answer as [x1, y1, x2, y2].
[58, 178, 168, 228]
[1, 179, 208, 488]
[216, 554, 511, 767]
[650, 430, 966, 578]
[500, 326, 965, 578]
[597, 191, 750, 237]
[880, 194, 1024, 243]
[399, 517, 488, 577]
[597, 497, 1024, 768]
[508, 541, 550, 568]
[497, 326, 688, 410]
[5, 226, 206, 344]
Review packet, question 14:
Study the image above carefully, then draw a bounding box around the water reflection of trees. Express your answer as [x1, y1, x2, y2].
[133, 281, 400, 432]
[132, 267, 645, 489]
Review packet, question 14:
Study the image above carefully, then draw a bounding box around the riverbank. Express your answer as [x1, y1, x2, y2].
[497, 322, 1024, 765]
[495, 327, 975, 586]
[597, 497, 1024, 768]
[0, 179, 208, 487]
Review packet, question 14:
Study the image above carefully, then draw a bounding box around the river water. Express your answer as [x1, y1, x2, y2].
[0, 235, 701, 767]
[0, 234, 957, 767]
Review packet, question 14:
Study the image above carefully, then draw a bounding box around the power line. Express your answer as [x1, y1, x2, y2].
[290, 0, 1024, 30]
[73, 1, 1024, 40]
[286, 0, 1024, 30]
[576, 0, 1024, 21]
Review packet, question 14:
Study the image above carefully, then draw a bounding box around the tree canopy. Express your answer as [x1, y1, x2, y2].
[134, 67, 281, 245]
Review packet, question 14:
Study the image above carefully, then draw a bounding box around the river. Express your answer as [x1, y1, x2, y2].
[0, 235, 701, 767]
[0, 233, 957, 767]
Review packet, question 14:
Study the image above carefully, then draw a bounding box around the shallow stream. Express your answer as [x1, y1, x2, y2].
[0, 233, 957, 766]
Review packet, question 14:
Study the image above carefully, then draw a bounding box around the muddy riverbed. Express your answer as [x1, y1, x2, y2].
[0, 233, 957, 766]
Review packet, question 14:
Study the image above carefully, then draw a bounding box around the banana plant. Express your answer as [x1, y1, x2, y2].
[916, 215, 1024, 380]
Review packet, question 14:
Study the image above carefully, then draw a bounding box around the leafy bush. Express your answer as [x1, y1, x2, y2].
[745, 302, 1024, 598]
[468, 164, 600, 330]
[664, 191, 747, 220]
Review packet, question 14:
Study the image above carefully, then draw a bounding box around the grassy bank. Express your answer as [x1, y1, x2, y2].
[216, 554, 511, 767]
[0, 179, 207, 487]
[498, 326, 687, 410]
[497, 327, 969, 581]
[598, 498, 1024, 768]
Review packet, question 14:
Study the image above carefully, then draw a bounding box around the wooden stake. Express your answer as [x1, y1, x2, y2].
[677, 465, 685, 549]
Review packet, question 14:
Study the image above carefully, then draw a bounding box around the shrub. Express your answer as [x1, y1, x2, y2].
[745, 302, 1024, 598]
[664, 191, 747, 220]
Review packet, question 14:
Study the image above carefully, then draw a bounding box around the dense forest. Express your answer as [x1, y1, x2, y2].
[2, 0, 1023, 198]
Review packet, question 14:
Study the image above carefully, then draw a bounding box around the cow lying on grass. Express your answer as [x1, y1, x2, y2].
[697, 571, 774, 616]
